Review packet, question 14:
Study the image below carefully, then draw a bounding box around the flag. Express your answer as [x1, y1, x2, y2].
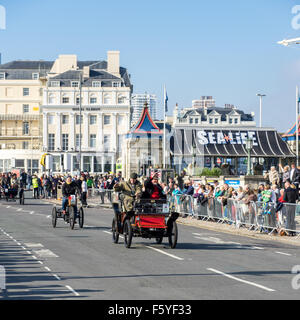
[164, 87, 168, 113]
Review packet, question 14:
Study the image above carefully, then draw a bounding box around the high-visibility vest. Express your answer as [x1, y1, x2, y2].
[32, 178, 39, 189]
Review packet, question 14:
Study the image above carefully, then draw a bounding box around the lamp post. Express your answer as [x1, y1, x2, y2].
[192, 142, 197, 177]
[245, 138, 253, 176]
[256, 94, 266, 128]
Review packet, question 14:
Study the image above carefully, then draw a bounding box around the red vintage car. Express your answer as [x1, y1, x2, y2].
[112, 198, 179, 249]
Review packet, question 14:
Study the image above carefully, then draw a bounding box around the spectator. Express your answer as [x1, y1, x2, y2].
[283, 181, 298, 236]
[264, 166, 280, 186]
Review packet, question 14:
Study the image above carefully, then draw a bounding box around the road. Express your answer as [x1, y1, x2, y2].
[0, 194, 300, 300]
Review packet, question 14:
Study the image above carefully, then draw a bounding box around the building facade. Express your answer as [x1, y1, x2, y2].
[42, 52, 132, 174]
[0, 61, 51, 173]
[131, 93, 157, 126]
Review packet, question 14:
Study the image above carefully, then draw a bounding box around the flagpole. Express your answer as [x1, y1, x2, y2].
[163, 85, 166, 169]
[297, 86, 299, 167]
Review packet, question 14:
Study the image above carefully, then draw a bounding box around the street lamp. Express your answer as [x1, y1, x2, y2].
[256, 94, 266, 128]
[192, 141, 197, 176]
[245, 138, 253, 176]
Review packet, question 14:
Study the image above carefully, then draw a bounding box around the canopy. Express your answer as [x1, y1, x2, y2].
[172, 128, 294, 158]
[282, 116, 300, 142]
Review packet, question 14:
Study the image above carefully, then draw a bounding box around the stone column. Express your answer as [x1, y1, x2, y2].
[69, 113, 75, 151]
[55, 112, 61, 150]
[43, 112, 48, 149]
[97, 112, 103, 152]
[83, 113, 89, 150]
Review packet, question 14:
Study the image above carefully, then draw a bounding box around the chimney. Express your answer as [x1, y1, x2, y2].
[107, 51, 120, 77]
[83, 66, 90, 79]
[50, 55, 77, 75]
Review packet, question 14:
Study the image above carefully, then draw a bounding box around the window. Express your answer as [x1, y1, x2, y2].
[209, 118, 213, 124]
[62, 96, 69, 104]
[112, 82, 121, 87]
[32, 73, 39, 80]
[104, 115, 111, 125]
[15, 159, 25, 168]
[76, 96, 80, 105]
[62, 115, 69, 124]
[23, 104, 29, 113]
[48, 134, 55, 151]
[62, 134, 69, 151]
[234, 118, 238, 124]
[90, 115, 97, 125]
[103, 93, 111, 104]
[195, 118, 199, 124]
[92, 81, 101, 87]
[89, 134, 96, 148]
[76, 115, 83, 125]
[104, 135, 111, 151]
[90, 96, 97, 104]
[215, 118, 218, 124]
[23, 88, 29, 96]
[23, 141, 29, 150]
[23, 122, 29, 135]
[118, 115, 125, 126]
[51, 81, 60, 87]
[71, 81, 79, 87]
[189, 118, 193, 124]
[118, 95, 126, 104]
[48, 94, 56, 104]
[48, 115, 55, 125]
[0, 72, 5, 80]
[76, 134, 82, 148]
[229, 118, 233, 124]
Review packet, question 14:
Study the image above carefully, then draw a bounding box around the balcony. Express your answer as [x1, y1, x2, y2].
[0, 114, 41, 121]
[0, 128, 41, 138]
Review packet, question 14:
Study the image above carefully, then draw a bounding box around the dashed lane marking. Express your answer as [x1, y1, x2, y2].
[146, 246, 185, 261]
[207, 268, 276, 292]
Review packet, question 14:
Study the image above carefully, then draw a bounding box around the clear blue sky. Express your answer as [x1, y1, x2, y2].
[0, 0, 300, 132]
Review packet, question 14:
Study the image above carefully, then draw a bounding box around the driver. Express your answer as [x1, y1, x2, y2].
[113, 173, 142, 215]
[62, 176, 80, 215]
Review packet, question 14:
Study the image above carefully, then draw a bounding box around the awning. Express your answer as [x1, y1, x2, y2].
[172, 128, 295, 158]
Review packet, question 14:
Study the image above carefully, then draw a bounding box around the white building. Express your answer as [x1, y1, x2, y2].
[42, 51, 132, 174]
[192, 96, 215, 109]
[131, 94, 157, 126]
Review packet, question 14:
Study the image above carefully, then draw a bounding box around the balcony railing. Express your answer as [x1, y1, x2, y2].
[0, 128, 41, 137]
[0, 114, 41, 121]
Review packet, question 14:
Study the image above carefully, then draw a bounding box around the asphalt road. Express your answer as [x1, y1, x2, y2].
[0, 193, 300, 300]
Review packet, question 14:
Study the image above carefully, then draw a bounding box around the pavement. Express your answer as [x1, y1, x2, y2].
[1, 195, 300, 300]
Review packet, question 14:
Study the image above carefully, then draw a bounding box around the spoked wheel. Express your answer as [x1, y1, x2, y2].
[69, 207, 75, 230]
[124, 219, 133, 248]
[112, 217, 119, 244]
[168, 221, 178, 249]
[78, 207, 84, 229]
[52, 207, 57, 228]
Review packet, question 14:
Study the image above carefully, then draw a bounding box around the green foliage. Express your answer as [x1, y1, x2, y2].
[200, 167, 222, 177]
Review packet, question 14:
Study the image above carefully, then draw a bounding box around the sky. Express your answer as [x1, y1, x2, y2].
[0, 0, 300, 132]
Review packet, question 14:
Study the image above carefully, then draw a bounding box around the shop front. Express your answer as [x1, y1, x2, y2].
[171, 128, 295, 175]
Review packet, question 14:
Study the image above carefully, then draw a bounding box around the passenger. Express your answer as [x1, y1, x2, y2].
[143, 173, 166, 200]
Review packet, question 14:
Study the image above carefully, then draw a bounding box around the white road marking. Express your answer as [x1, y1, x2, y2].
[17, 208, 22, 212]
[275, 251, 292, 256]
[65, 285, 80, 296]
[33, 249, 59, 258]
[195, 236, 241, 246]
[44, 267, 51, 272]
[252, 247, 264, 250]
[32, 255, 37, 260]
[103, 231, 112, 235]
[207, 268, 276, 292]
[146, 246, 184, 261]
[26, 251, 32, 255]
[17, 242, 21, 246]
[24, 243, 44, 248]
[6, 206, 11, 208]
[38, 261, 43, 265]
[29, 211, 35, 215]
[53, 274, 61, 280]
